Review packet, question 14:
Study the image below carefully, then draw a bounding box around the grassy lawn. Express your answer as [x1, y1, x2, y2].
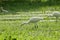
[0, 2, 60, 40]
[0, 20, 60, 40]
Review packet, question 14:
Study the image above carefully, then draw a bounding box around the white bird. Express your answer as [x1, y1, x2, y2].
[52, 11, 60, 22]
[52, 11, 60, 17]
[0, 7, 8, 13]
[21, 17, 44, 28]
[48, 11, 60, 22]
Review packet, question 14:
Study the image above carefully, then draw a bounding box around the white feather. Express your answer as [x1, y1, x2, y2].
[21, 17, 44, 26]
[1, 7, 8, 13]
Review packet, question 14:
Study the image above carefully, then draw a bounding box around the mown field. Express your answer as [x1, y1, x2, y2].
[0, 11, 60, 40]
[0, 20, 60, 40]
[0, 2, 60, 40]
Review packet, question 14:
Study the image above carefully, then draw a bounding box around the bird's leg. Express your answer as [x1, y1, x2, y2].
[56, 17, 58, 23]
[34, 23, 38, 29]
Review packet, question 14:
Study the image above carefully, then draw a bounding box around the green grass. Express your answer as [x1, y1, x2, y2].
[0, 2, 60, 40]
[0, 20, 60, 40]
[0, 2, 60, 15]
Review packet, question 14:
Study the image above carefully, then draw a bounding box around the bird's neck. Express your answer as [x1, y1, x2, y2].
[1, 8, 3, 11]
[1, 7, 4, 10]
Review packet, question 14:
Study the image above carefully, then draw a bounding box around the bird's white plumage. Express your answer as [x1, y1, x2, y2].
[29, 17, 44, 23]
[0, 7, 8, 13]
[52, 11, 60, 22]
[47, 11, 60, 17]
[47, 11, 60, 22]
[52, 11, 60, 17]
[2, 9, 8, 12]
[21, 17, 44, 26]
